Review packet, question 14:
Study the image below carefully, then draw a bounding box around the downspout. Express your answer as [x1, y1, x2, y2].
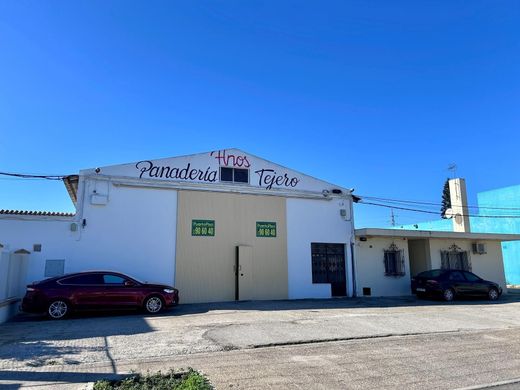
[349, 192, 358, 298]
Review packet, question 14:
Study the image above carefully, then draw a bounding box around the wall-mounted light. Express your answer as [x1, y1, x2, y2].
[82, 219, 87, 228]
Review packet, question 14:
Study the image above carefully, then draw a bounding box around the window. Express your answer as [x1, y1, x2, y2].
[103, 274, 127, 285]
[384, 244, 405, 277]
[220, 167, 249, 184]
[59, 274, 103, 285]
[311, 243, 346, 284]
[44, 259, 64, 277]
[417, 270, 445, 278]
[462, 271, 481, 282]
[448, 271, 465, 281]
[441, 245, 471, 271]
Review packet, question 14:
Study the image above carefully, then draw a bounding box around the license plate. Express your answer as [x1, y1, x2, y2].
[416, 288, 426, 292]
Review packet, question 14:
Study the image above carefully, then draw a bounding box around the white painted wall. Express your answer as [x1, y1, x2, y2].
[0, 217, 77, 285]
[75, 180, 178, 287]
[0, 179, 178, 290]
[355, 237, 412, 297]
[286, 198, 353, 299]
[428, 239, 507, 292]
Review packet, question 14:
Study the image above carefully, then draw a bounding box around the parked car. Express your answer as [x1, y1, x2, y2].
[21, 271, 179, 319]
[411, 269, 502, 302]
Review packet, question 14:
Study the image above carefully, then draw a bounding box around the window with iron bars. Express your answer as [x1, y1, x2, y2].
[440, 245, 471, 271]
[384, 244, 406, 277]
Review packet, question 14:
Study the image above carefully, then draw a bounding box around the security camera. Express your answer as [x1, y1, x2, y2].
[95, 168, 101, 174]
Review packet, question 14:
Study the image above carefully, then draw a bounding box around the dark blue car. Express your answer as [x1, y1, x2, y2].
[411, 269, 502, 301]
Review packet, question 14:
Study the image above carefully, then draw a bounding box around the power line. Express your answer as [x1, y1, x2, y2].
[359, 201, 520, 219]
[358, 194, 520, 211]
[0, 172, 66, 181]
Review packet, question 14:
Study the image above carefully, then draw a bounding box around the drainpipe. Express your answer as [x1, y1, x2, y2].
[348, 192, 357, 298]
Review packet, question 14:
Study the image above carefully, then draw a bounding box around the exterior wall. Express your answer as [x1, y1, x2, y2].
[408, 239, 431, 276]
[474, 185, 520, 285]
[355, 236, 507, 297]
[175, 190, 288, 304]
[76, 180, 178, 286]
[0, 218, 76, 285]
[0, 179, 178, 289]
[427, 239, 507, 292]
[355, 237, 412, 297]
[286, 198, 352, 299]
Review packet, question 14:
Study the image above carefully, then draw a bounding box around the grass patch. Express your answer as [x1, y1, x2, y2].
[93, 369, 212, 390]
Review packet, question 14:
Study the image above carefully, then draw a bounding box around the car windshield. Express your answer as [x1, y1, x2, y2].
[417, 270, 445, 278]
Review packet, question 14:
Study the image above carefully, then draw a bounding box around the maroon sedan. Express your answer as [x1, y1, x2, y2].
[22, 271, 179, 319]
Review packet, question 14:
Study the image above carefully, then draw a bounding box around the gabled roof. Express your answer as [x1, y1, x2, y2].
[63, 175, 79, 205]
[79, 148, 352, 196]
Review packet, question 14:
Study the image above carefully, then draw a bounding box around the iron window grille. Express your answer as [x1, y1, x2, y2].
[440, 244, 471, 271]
[311, 243, 346, 284]
[384, 243, 406, 277]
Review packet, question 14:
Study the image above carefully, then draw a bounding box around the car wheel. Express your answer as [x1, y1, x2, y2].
[443, 288, 455, 302]
[144, 296, 163, 314]
[488, 288, 499, 301]
[47, 300, 69, 319]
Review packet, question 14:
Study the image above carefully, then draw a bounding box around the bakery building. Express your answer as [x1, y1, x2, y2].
[0, 149, 355, 310]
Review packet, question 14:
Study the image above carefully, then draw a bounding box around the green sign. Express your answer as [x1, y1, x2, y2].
[192, 220, 215, 236]
[256, 221, 277, 238]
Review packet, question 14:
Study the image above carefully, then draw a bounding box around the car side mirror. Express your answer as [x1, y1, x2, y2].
[124, 280, 135, 287]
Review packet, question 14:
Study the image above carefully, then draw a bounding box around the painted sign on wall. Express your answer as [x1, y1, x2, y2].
[256, 222, 277, 238]
[192, 220, 215, 236]
[131, 149, 300, 191]
[88, 148, 341, 194]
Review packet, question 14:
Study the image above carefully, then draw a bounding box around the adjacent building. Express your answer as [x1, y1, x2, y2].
[398, 180, 520, 285]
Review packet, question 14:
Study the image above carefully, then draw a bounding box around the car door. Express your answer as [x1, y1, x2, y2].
[447, 271, 468, 295]
[462, 271, 489, 296]
[101, 273, 142, 307]
[59, 273, 105, 309]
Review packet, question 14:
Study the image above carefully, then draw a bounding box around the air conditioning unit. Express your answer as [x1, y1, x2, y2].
[472, 243, 487, 255]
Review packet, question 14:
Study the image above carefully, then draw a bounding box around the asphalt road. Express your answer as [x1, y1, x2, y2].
[1, 295, 520, 389]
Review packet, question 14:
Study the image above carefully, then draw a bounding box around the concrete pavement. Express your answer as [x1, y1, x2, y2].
[1, 296, 520, 389]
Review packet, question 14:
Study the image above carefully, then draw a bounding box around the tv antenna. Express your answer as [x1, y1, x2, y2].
[447, 163, 457, 178]
[390, 208, 397, 227]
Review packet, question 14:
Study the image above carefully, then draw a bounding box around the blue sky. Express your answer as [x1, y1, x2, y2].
[0, 1, 519, 227]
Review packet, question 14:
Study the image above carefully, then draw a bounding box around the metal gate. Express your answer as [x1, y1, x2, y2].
[311, 243, 346, 296]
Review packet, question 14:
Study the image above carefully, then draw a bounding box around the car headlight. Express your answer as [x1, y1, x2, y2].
[163, 288, 175, 294]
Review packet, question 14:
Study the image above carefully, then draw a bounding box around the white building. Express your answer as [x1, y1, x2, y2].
[0, 149, 356, 319]
[1, 150, 519, 322]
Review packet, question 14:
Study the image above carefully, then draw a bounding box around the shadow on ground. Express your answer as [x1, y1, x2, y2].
[11, 293, 520, 322]
[169, 293, 520, 316]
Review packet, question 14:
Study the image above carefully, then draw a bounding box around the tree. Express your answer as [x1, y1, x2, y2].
[441, 178, 451, 218]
